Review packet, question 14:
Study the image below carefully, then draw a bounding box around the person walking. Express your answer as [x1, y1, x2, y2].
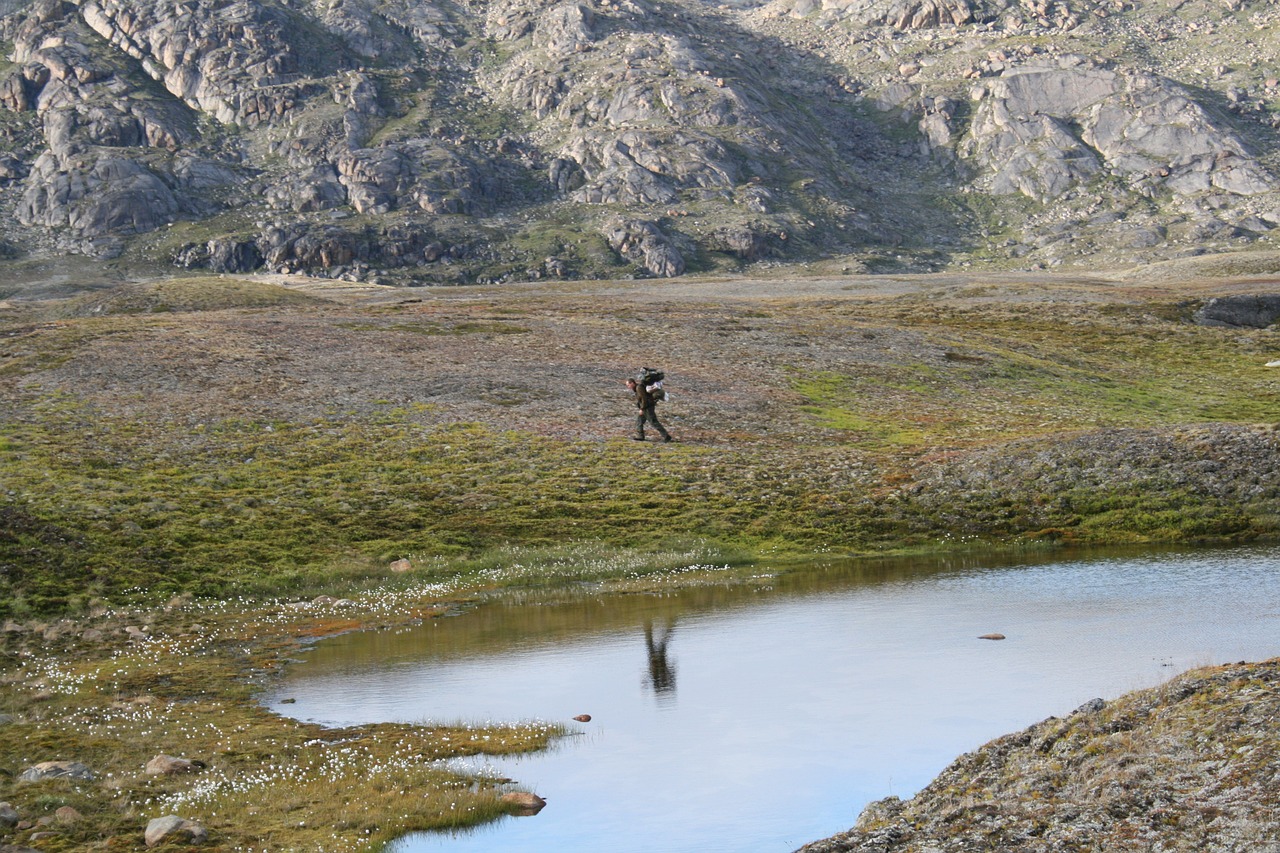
[626, 370, 673, 442]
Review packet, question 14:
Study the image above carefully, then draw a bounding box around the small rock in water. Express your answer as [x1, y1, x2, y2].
[499, 792, 547, 815]
[572, 714, 592, 722]
[978, 633, 1006, 640]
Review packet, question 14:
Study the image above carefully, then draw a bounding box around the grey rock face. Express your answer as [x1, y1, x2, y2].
[961, 58, 1274, 204]
[604, 218, 685, 277]
[0, 0, 1276, 279]
[1194, 295, 1280, 329]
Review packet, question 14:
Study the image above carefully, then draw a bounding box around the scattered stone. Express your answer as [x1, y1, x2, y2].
[53, 806, 82, 823]
[18, 761, 96, 782]
[1072, 697, 1106, 714]
[124, 625, 148, 640]
[145, 754, 201, 776]
[145, 815, 208, 847]
[0, 802, 19, 827]
[499, 792, 547, 815]
[978, 633, 1006, 640]
[389, 558, 412, 573]
[572, 714, 592, 722]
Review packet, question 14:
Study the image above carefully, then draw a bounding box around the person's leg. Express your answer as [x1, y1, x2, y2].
[649, 409, 672, 442]
[634, 412, 646, 440]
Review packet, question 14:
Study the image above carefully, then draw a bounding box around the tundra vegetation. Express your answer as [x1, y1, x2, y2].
[2, 256, 1280, 850]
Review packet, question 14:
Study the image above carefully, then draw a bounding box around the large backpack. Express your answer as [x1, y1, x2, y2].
[637, 367, 667, 400]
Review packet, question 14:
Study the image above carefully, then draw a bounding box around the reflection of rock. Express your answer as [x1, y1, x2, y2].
[499, 792, 547, 815]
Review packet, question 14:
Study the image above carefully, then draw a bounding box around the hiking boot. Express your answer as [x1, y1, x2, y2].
[632, 433, 646, 441]
[661, 435, 674, 443]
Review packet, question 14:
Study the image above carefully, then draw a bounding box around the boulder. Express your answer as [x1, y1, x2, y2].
[145, 815, 208, 847]
[0, 802, 18, 827]
[18, 761, 96, 782]
[145, 754, 201, 775]
[499, 792, 547, 814]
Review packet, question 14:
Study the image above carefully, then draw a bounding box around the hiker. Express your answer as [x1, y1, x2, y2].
[626, 369, 673, 442]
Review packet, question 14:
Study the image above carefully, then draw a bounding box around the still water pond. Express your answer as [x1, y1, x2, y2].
[267, 547, 1280, 853]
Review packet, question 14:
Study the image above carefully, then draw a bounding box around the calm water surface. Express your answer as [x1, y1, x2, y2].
[265, 547, 1280, 853]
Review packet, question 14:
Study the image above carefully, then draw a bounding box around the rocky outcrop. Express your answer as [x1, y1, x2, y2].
[1194, 294, 1280, 329]
[959, 56, 1274, 203]
[799, 659, 1280, 852]
[782, 0, 982, 27]
[603, 218, 685, 277]
[77, 0, 337, 126]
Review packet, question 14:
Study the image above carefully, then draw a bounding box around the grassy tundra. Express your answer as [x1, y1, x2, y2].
[2, 256, 1280, 850]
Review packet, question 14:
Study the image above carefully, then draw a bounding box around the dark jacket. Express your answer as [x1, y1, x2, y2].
[634, 384, 657, 411]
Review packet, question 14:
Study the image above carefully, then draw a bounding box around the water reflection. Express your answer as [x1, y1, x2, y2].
[642, 618, 677, 702]
[268, 545, 1280, 853]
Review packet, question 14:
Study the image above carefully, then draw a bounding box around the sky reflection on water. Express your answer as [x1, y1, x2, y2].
[265, 546, 1280, 853]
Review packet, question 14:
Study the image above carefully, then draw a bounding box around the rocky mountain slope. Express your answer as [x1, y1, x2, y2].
[0, 0, 1276, 282]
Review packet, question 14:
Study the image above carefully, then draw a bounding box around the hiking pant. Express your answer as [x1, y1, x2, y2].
[637, 406, 670, 440]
